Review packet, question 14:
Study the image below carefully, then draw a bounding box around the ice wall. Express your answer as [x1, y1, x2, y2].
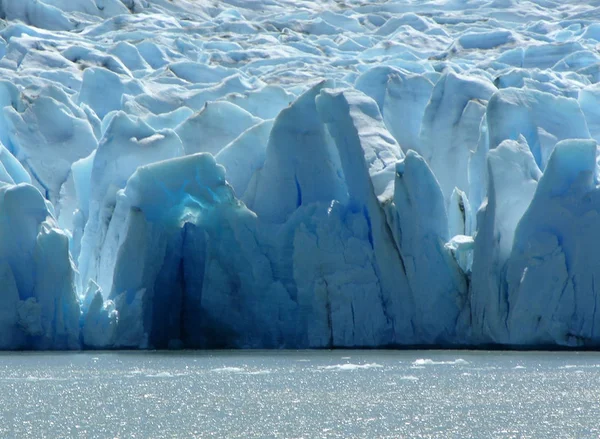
[1, 0, 600, 349]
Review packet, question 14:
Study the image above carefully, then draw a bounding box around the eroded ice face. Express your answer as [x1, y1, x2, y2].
[0, 0, 599, 349]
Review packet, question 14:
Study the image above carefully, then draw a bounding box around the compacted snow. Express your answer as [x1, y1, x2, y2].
[1, 0, 600, 349]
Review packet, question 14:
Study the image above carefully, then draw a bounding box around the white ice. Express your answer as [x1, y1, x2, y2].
[0, 0, 599, 349]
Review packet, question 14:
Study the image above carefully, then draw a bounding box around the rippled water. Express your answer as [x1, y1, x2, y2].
[0, 350, 599, 438]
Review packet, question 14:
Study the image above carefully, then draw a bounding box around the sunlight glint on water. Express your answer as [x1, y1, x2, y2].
[0, 351, 598, 438]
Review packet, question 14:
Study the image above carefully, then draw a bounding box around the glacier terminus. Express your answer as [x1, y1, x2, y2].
[0, 0, 599, 350]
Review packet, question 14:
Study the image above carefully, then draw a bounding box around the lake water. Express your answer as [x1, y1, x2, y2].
[0, 350, 598, 438]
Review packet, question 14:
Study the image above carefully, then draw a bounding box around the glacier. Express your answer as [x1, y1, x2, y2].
[0, 0, 600, 349]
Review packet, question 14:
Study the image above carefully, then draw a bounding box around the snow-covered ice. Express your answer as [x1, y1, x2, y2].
[0, 0, 600, 349]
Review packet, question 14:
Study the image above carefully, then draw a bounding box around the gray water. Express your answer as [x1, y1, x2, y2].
[0, 351, 598, 438]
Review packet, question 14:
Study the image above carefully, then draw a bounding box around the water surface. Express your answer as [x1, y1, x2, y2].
[0, 350, 598, 438]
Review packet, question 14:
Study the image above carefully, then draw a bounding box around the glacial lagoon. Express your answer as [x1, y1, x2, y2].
[0, 350, 598, 438]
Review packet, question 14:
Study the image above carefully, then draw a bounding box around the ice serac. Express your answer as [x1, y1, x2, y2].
[77, 68, 127, 119]
[291, 202, 393, 347]
[77, 112, 183, 293]
[355, 66, 404, 112]
[225, 85, 295, 119]
[4, 85, 98, 204]
[216, 119, 273, 198]
[448, 187, 473, 238]
[104, 153, 296, 349]
[0, 260, 20, 349]
[506, 139, 600, 347]
[0, 182, 80, 349]
[469, 137, 541, 344]
[419, 72, 495, 201]
[175, 101, 261, 155]
[578, 84, 600, 143]
[0, 0, 75, 31]
[393, 150, 467, 343]
[468, 116, 490, 226]
[382, 74, 434, 154]
[32, 220, 80, 350]
[246, 80, 348, 224]
[487, 87, 590, 170]
[315, 87, 413, 344]
[103, 153, 231, 348]
[0, 143, 30, 186]
[82, 286, 118, 348]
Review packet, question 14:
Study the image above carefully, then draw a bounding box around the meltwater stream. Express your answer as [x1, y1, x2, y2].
[0, 351, 598, 438]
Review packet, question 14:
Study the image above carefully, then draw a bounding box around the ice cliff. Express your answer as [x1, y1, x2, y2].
[1, 0, 600, 349]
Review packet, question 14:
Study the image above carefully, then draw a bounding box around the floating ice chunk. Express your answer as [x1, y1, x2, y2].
[211, 367, 245, 373]
[318, 363, 383, 371]
[412, 358, 469, 366]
